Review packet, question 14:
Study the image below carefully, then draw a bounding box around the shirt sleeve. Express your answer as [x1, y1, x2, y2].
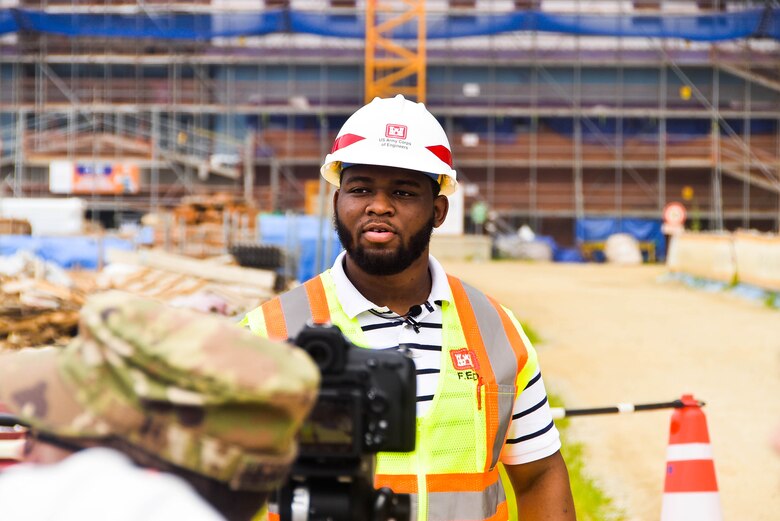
[500, 369, 561, 465]
[498, 308, 561, 466]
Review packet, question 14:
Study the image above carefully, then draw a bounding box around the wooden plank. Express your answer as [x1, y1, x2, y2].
[106, 249, 275, 289]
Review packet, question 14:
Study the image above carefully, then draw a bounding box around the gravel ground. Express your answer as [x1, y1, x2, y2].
[442, 261, 780, 521]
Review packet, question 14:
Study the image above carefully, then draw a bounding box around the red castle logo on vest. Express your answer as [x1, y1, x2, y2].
[450, 348, 480, 371]
[385, 124, 407, 140]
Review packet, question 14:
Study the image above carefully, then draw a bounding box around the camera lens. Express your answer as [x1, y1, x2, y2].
[305, 339, 335, 372]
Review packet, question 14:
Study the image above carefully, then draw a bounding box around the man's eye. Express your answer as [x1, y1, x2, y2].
[395, 190, 415, 197]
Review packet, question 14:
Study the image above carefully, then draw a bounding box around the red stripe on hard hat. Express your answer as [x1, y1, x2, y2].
[426, 145, 453, 168]
[664, 459, 719, 492]
[331, 133, 365, 153]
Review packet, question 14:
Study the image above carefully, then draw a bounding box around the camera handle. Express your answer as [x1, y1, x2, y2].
[278, 455, 411, 521]
[373, 487, 411, 521]
[279, 479, 410, 521]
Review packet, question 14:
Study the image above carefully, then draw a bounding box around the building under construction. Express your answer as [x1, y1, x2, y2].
[0, 0, 778, 249]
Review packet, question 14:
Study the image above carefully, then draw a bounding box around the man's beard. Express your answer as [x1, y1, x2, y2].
[334, 212, 434, 276]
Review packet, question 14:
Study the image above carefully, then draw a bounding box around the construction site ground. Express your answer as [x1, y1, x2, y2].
[443, 261, 780, 521]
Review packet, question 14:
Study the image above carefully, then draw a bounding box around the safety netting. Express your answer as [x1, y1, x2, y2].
[0, 8, 778, 42]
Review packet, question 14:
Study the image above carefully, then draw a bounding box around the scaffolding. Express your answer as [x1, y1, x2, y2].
[364, 0, 426, 103]
[0, 0, 778, 245]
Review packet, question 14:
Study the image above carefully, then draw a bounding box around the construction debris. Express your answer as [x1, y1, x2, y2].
[0, 247, 277, 351]
[97, 248, 276, 317]
[0, 252, 84, 351]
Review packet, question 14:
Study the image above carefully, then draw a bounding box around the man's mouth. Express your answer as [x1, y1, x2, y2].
[362, 223, 396, 244]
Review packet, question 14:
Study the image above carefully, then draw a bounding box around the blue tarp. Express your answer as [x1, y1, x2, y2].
[534, 9, 762, 41]
[768, 6, 780, 39]
[532, 235, 587, 263]
[575, 217, 666, 262]
[554, 247, 585, 263]
[0, 10, 15, 34]
[0, 235, 134, 270]
[0, 8, 777, 42]
[15, 10, 284, 39]
[258, 214, 343, 283]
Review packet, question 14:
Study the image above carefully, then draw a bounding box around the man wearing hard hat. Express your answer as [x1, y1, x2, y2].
[242, 95, 576, 521]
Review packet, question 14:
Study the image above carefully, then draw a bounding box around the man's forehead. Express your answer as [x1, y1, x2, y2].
[341, 165, 426, 185]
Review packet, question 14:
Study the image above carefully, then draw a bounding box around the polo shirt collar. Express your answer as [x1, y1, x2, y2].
[329, 250, 452, 319]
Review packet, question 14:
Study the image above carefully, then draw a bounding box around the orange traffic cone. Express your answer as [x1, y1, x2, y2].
[660, 394, 722, 520]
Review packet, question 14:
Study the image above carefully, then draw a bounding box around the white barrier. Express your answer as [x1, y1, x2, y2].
[733, 231, 780, 292]
[667, 233, 737, 284]
[0, 198, 84, 236]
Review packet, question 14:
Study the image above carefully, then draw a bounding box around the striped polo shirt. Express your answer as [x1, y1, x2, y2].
[330, 251, 561, 465]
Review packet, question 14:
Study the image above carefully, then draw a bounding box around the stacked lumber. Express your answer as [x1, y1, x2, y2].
[98, 249, 276, 317]
[0, 219, 32, 235]
[149, 192, 259, 258]
[173, 192, 257, 226]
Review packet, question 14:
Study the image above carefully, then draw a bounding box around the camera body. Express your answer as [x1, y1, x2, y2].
[278, 322, 417, 521]
[295, 323, 416, 459]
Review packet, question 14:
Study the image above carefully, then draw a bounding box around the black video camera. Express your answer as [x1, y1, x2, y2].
[278, 322, 417, 521]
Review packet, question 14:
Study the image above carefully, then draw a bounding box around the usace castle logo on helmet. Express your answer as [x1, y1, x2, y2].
[385, 124, 407, 140]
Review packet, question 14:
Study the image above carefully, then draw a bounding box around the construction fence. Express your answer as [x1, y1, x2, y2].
[667, 230, 780, 291]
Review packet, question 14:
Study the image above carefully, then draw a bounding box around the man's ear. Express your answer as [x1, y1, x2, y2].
[433, 194, 449, 228]
[333, 188, 340, 212]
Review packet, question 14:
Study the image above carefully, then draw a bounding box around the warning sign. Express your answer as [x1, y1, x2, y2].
[662, 202, 687, 235]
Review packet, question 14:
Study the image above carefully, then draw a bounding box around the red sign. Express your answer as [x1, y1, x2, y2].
[385, 124, 407, 140]
[663, 202, 687, 226]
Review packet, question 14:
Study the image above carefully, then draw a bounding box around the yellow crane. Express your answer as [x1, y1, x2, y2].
[364, 0, 427, 103]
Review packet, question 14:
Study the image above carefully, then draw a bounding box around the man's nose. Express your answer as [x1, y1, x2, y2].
[366, 191, 394, 216]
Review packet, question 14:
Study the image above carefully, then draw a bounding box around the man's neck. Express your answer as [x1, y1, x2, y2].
[343, 252, 432, 315]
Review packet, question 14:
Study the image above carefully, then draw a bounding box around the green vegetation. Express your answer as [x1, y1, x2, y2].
[515, 318, 623, 518]
[519, 321, 542, 346]
[549, 393, 626, 521]
[764, 291, 780, 309]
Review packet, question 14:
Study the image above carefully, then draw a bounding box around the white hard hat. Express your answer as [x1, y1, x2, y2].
[321, 95, 458, 196]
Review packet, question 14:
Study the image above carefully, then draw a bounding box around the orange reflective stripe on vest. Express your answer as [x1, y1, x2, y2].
[303, 277, 330, 324]
[376, 470, 505, 521]
[447, 275, 499, 472]
[427, 485, 508, 521]
[488, 294, 529, 384]
[263, 277, 329, 341]
[448, 275, 527, 470]
[376, 468, 501, 493]
[262, 297, 287, 341]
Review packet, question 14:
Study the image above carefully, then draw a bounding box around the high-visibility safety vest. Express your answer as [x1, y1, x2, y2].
[242, 271, 539, 521]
